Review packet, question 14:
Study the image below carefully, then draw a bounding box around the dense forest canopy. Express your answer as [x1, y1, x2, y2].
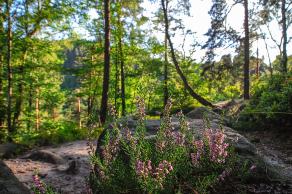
[0, 0, 291, 142]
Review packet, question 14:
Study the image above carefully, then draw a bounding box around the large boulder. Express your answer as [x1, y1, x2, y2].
[115, 108, 292, 185]
[122, 117, 256, 156]
[186, 107, 220, 120]
[0, 161, 30, 194]
[0, 143, 19, 158]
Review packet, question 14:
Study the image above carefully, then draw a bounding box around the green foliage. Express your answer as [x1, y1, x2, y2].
[89, 100, 250, 194]
[235, 73, 292, 130]
[14, 120, 87, 146]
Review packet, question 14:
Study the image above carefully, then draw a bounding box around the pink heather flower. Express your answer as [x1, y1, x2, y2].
[147, 160, 152, 171]
[156, 141, 166, 152]
[172, 131, 185, 146]
[191, 140, 204, 166]
[250, 165, 256, 171]
[135, 160, 145, 176]
[194, 140, 204, 150]
[135, 159, 173, 180]
[101, 136, 121, 165]
[32, 174, 46, 194]
[125, 127, 132, 142]
[204, 129, 229, 164]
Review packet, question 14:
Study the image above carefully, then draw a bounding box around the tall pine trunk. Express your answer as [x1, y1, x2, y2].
[281, 0, 287, 73]
[117, 1, 126, 116]
[118, 29, 126, 116]
[6, 0, 13, 140]
[12, 0, 29, 132]
[164, 13, 169, 108]
[35, 88, 40, 131]
[12, 52, 26, 131]
[114, 45, 119, 110]
[161, 0, 214, 108]
[243, 0, 250, 100]
[100, 0, 111, 124]
[0, 10, 5, 128]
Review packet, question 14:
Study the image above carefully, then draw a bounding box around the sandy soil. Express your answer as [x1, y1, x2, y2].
[4, 140, 93, 194]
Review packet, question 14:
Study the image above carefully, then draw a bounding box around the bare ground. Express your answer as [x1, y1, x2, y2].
[4, 140, 93, 194]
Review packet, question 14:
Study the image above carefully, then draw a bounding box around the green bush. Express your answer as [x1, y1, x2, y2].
[14, 120, 87, 146]
[89, 99, 247, 194]
[236, 74, 292, 130]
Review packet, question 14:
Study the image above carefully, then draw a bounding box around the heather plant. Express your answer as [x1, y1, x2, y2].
[31, 174, 58, 194]
[89, 99, 243, 194]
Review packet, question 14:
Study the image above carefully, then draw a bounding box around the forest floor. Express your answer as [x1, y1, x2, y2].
[4, 140, 92, 194]
[3, 130, 292, 194]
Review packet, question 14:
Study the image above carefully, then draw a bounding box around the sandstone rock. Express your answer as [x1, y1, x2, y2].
[0, 143, 19, 158]
[186, 107, 228, 124]
[22, 150, 65, 164]
[119, 111, 290, 184]
[57, 159, 80, 175]
[0, 161, 30, 194]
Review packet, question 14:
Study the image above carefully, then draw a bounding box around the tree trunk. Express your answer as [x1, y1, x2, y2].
[12, 53, 26, 132]
[117, 4, 126, 116]
[100, 0, 111, 124]
[12, 0, 29, 132]
[0, 7, 5, 128]
[243, 0, 250, 100]
[0, 54, 4, 128]
[6, 0, 13, 140]
[27, 82, 33, 131]
[256, 41, 259, 79]
[77, 95, 81, 129]
[161, 0, 214, 108]
[263, 34, 273, 76]
[164, 17, 169, 108]
[281, 0, 287, 73]
[88, 55, 94, 117]
[114, 46, 119, 110]
[35, 88, 40, 131]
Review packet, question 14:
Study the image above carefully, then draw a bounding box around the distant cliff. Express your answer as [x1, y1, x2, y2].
[61, 46, 83, 90]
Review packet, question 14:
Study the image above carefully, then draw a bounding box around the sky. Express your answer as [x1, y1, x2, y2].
[82, 0, 292, 64]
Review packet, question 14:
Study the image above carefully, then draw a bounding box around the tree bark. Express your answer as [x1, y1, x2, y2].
[164, 8, 169, 108]
[12, 52, 26, 132]
[27, 82, 33, 131]
[161, 0, 214, 108]
[6, 0, 13, 140]
[281, 0, 287, 73]
[77, 95, 81, 129]
[114, 45, 119, 110]
[0, 9, 5, 128]
[117, 3, 126, 116]
[100, 0, 111, 124]
[118, 32, 126, 117]
[36, 88, 40, 131]
[243, 0, 250, 100]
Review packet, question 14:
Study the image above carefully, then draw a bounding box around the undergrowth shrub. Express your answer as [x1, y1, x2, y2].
[14, 120, 87, 146]
[235, 74, 292, 130]
[89, 99, 245, 194]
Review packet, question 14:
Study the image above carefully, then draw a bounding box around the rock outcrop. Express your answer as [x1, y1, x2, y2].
[22, 150, 66, 164]
[119, 108, 291, 184]
[0, 161, 30, 194]
[0, 143, 20, 158]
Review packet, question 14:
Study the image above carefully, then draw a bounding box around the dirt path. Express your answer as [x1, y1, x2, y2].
[4, 140, 93, 194]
